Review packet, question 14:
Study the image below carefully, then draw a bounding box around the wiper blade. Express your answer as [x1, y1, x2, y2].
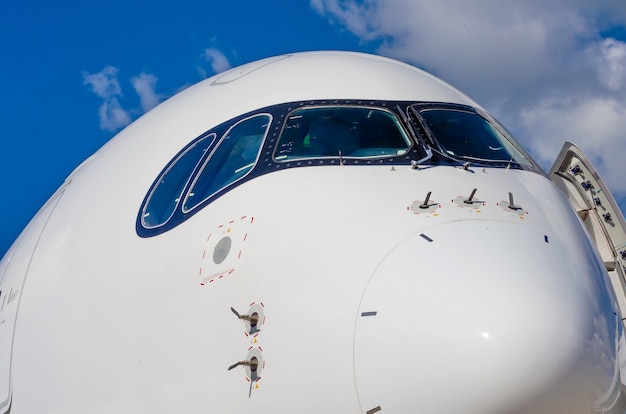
[408, 106, 436, 147]
[395, 105, 432, 164]
[455, 154, 522, 167]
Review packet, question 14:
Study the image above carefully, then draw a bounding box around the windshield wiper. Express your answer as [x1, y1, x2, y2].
[455, 154, 522, 167]
[408, 106, 437, 147]
[396, 105, 432, 164]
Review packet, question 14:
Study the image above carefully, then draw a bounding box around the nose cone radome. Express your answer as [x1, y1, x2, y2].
[354, 220, 616, 413]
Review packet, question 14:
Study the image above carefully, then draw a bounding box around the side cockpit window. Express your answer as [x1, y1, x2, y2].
[141, 133, 215, 228]
[183, 114, 271, 211]
[274, 107, 411, 160]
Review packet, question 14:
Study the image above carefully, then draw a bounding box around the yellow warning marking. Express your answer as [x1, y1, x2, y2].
[227, 228, 231, 233]
[433, 213, 438, 216]
[253, 338, 257, 343]
[255, 383, 259, 389]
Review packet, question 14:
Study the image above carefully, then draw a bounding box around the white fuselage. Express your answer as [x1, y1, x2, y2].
[0, 51, 624, 413]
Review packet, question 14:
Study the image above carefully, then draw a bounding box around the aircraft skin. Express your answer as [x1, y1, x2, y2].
[1, 51, 626, 413]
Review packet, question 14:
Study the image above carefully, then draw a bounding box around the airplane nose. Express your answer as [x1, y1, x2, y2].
[354, 219, 615, 413]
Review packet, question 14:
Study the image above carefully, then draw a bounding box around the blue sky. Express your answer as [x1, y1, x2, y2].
[1, 0, 626, 258]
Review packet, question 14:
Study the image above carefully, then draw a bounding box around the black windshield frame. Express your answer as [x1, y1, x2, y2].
[137, 100, 542, 237]
[409, 103, 537, 169]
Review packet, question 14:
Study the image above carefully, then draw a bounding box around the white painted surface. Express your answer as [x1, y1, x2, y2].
[0, 52, 624, 413]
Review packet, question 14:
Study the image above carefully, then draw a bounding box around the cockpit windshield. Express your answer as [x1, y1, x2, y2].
[416, 107, 533, 167]
[138, 100, 541, 237]
[274, 107, 412, 161]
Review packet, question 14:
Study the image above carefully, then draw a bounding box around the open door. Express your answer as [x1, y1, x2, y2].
[549, 141, 626, 318]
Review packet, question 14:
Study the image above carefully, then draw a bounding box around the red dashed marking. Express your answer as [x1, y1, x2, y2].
[253, 333, 259, 338]
[248, 346, 253, 351]
[246, 378, 250, 383]
[258, 346, 263, 351]
[244, 332, 249, 337]
[199, 216, 254, 287]
[250, 301, 255, 307]
[260, 302, 264, 307]
[262, 316, 266, 324]
[263, 361, 265, 369]
[199, 268, 235, 285]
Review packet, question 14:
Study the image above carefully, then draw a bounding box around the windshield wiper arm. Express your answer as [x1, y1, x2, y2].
[408, 106, 437, 147]
[396, 105, 432, 163]
[457, 154, 522, 167]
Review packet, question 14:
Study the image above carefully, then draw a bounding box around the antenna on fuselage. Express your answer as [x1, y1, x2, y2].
[464, 188, 478, 204]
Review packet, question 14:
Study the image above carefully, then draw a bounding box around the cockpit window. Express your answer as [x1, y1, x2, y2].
[183, 114, 271, 212]
[274, 107, 411, 160]
[138, 100, 542, 238]
[418, 108, 533, 167]
[142, 133, 215, 228]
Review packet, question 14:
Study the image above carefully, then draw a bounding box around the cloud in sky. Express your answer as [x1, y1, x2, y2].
[205, 47, 232, 74]
[83, 48, 229, 132]
[83, 67, 164, 132]
[591, 38, 626, 91]
[83, 66, 132, 132]
[95, 98, 132, 133]
[82, 65, 123, 100]
[312, 0, 626, 200]
[131, 72, 163, 113]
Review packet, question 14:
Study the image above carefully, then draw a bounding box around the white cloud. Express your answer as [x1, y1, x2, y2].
[520, 96, 626, 194]
[97, 98, 132, 133]
[83, 66, 132, 132]
[204, 48, 231, 74]
[83, 68, 164, 131]
[312, 0, 626, 205]
[588, 38, 626, 91]
[82, 65, 123, 99]
[131, 72, 163, 112]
